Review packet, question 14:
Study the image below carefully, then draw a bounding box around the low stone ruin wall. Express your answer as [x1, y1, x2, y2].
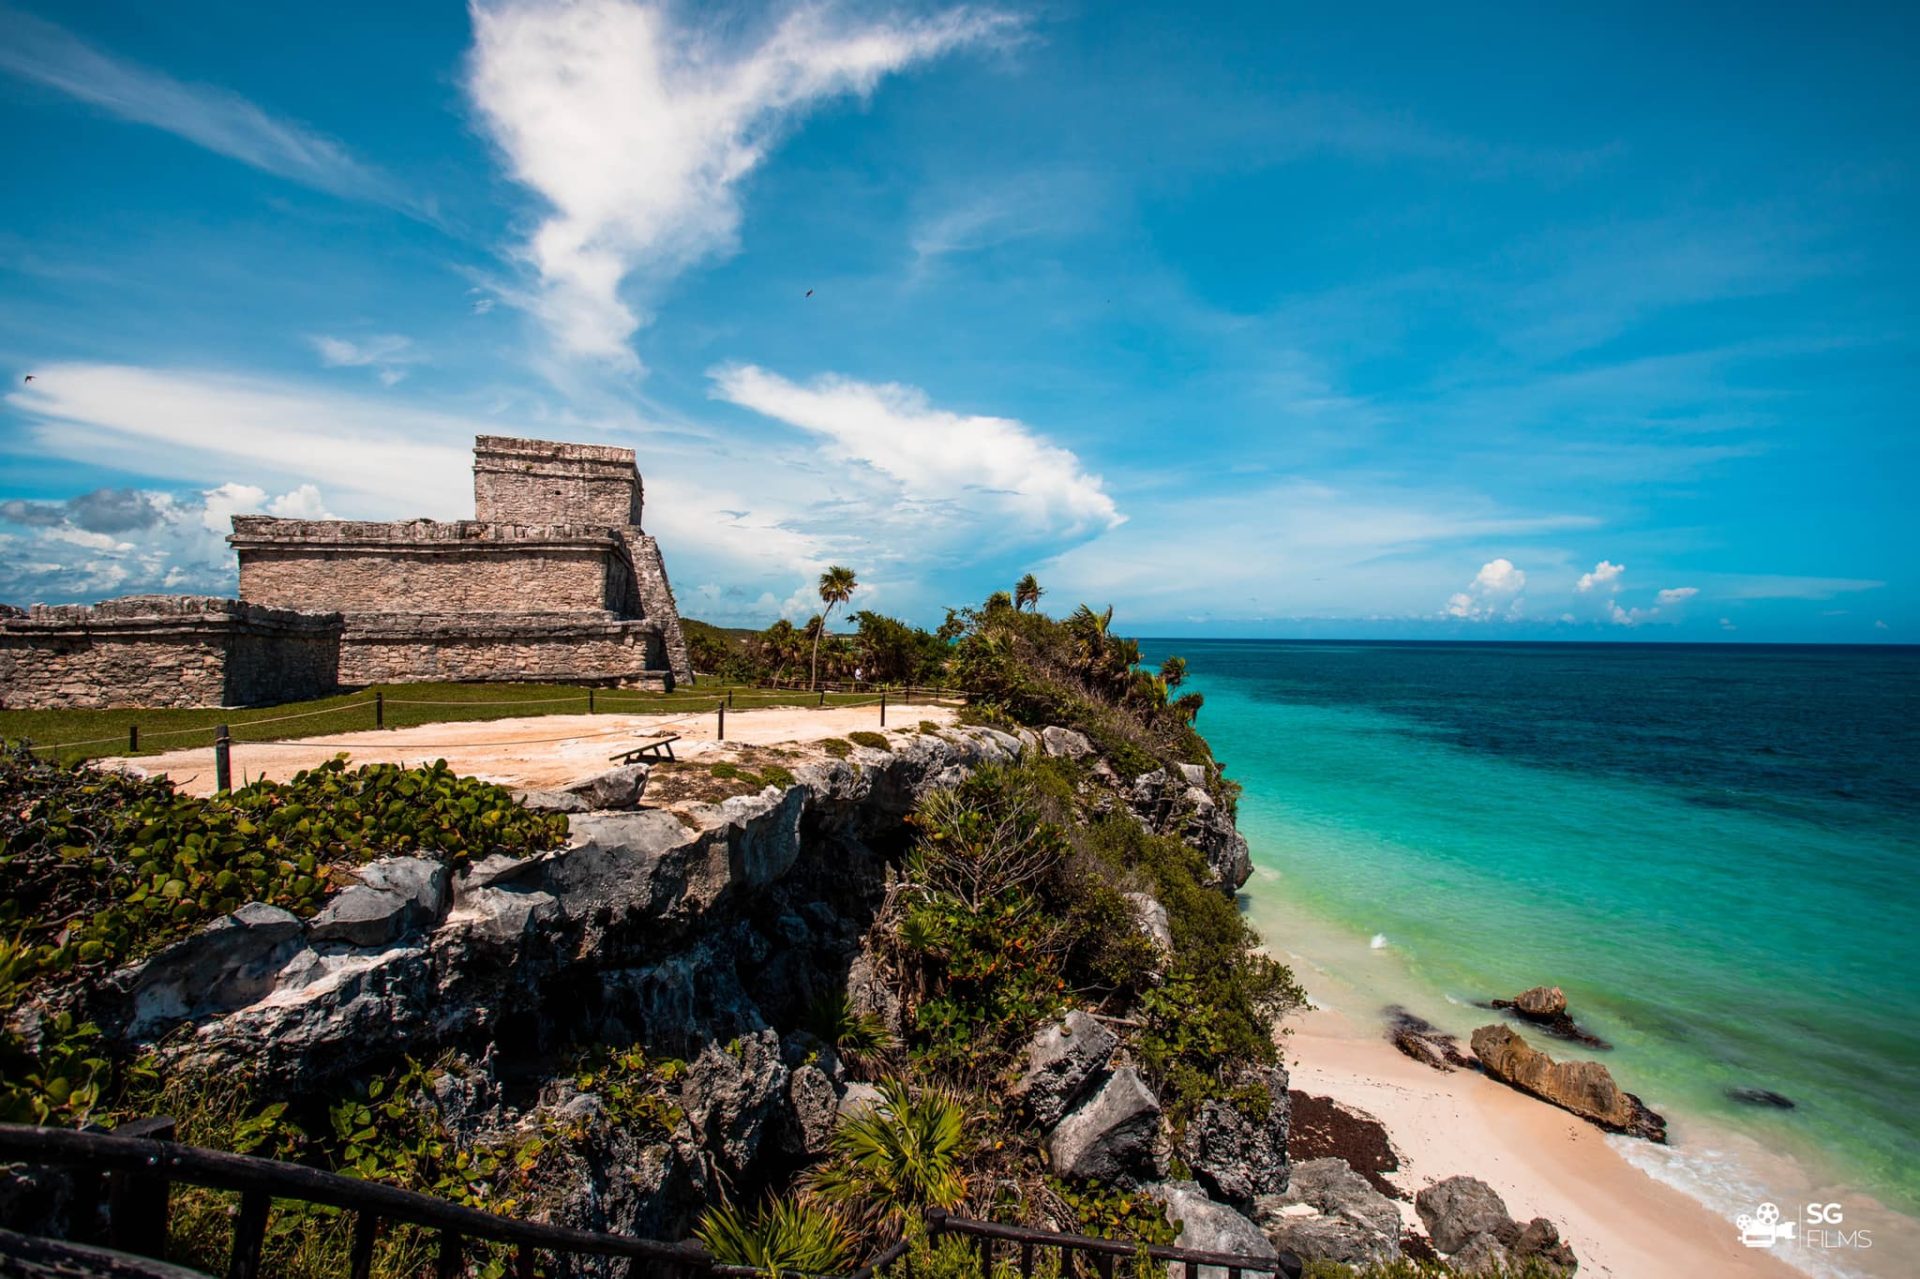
[0, 596, 343, 710]
[336, 613, 670, 688]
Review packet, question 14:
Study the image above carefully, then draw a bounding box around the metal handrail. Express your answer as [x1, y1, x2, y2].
[0, 1123, 1298, 1279]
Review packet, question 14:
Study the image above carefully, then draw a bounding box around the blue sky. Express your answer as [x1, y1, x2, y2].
[0, 0, 1912, 641]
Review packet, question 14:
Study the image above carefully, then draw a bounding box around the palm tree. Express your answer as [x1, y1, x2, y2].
[811, 566, 858, 690]
[1014, 573, 1044, 612]
[984, 590, 1014, 613]
[1159, 655, 1188, 690]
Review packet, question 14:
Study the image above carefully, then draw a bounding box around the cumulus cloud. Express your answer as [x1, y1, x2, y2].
[709, 363, 1121, 538]
[310, 334, 426, 386]
[0, 8, 403, 207]
[0, 479, 337, 604]
[1576, 559, 1624, 593]
[464, 0, 1020, 364]
[1446, 557, 1526, 620]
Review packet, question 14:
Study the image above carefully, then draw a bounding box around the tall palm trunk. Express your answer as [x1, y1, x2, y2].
[810, 606, 833, 690]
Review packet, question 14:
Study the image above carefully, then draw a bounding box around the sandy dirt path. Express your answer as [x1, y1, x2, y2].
[112, 703, 955, 796]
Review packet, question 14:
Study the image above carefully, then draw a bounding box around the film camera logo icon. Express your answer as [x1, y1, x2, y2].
[1737, 1203, 1797, 1249]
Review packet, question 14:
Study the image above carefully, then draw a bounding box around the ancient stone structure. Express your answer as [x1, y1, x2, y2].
[0, 437, 692, 709]
[0, 596, 343, 711]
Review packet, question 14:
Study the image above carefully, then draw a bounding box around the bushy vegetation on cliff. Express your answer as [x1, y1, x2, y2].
[0, 744, 566, 1126]
[697, 589, 1304, 1263]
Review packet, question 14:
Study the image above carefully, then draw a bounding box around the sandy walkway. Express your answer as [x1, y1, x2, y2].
[1285, 1002, 1802, 1279]
[113, 703, 953, 796]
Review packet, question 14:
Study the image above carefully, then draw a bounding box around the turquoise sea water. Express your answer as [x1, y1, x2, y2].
[1142, 640, 1920, 1233]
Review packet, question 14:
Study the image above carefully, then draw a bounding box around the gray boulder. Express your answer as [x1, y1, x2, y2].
[835, 1081, 884, 1125]
[1124, 892, 1174, 952]
[517, 788, 589, 813]
[355, 856, 449, 920]
[1149, 1181, 1280, 1279]
[1041, 726, 1096, 759]
[1176, 1068, 1290, 1208]
[1047, 1068, 1165, 1185]
[1253, 1158, 1402, 1269]
[308, 885, 414, 948]
[786, 1064, 839, 1155]
[564, 763, 650, 810]
[1013, 1010, 1118, 1128]
[1176, 762, 1208, 787]
[1415, 1176, 1513, 1255]
[1449, 1231, 1514, 1276]
[680, 1029, 789, 1181]
[115, 903, 303, 1037]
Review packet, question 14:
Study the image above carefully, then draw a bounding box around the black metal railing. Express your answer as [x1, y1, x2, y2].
[0, 1122, 1298, 1279]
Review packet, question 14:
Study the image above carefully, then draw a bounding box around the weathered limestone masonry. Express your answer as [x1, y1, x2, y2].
[0, 596, 342, 709]
[229, 436, 692, 690]
[0, 437, 694, 709]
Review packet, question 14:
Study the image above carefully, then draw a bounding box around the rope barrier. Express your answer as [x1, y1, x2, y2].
[17, 683, 967, 755]
[381, 695, 588, 707]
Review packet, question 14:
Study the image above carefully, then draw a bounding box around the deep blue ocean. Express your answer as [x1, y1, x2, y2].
[1142, 639, 1920, 1227]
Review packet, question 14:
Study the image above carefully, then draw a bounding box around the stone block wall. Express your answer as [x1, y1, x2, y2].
[232, 519, 624, 616]
[0, 596, 342, 709]
[337, 614, 666, 687]
[473, 436, 643, 527]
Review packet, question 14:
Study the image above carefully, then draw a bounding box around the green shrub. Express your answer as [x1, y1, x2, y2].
[0, 746, 568, 984]
[808, 1078, 969, 1231]
[821, 738, 854, 759]
[848, 731, 891, 752]
[1051, 1178, 1179, 1244]
[696, 1197, 860, 1276]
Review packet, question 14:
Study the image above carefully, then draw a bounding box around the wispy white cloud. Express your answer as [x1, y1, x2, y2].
[1656, 585, 1698, 606]
[709, 363, 1120, 541]
[1698, 574, 1887, 601]
[464, 0, 1021, 365]
[0, 7, 403, 207]
[309, 334, 427, 386]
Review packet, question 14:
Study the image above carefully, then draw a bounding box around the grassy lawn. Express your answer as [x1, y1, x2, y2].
[0, 681, 892, 765]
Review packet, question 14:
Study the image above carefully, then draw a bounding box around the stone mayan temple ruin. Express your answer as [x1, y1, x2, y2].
[0, 437, 693, 709]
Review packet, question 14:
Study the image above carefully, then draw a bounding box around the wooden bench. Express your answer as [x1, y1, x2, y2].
[610, 734, 680, 764]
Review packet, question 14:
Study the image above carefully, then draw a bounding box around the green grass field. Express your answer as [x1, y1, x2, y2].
[0, 681, 899, 765]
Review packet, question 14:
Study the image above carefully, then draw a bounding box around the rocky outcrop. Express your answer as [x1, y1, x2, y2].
[1012, 1010, 1118, 1128]
[1041, 726, 1095, 759]
[1126, 770, 1252, 892]
[1414, 1176, 1577, 1275]
[1149, 1181, 1284, 1279]
[1048, 1068, 1166, 1185]
[1176, 1068, 1291, 1208]
[95, 727, 1019, 1085]
[1489, 986, 1608, 1049]
[1253, 1158, 1402, 1269]
[1385, 1006, 1471, 1073]
[1470, 1025, 1665, 1141]
[108, 903, 304, 1037]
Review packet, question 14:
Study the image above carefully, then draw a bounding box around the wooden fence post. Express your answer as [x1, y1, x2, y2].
[128, 723, 139, 753]
[375, 691, 385, 729]
[880, 692, 887, 727]
[717, 702, 726, 742]
[213, 725, 232, 793]
[107, 1115, 174, 1259]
